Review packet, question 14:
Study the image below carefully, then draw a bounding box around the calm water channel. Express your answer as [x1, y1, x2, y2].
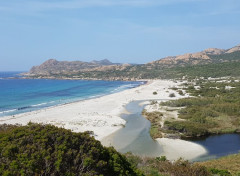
[107, 101, 240, 161]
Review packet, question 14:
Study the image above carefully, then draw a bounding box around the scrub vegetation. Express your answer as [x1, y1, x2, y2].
[160, 80, 240, 138]
[0, 123, 142, 176]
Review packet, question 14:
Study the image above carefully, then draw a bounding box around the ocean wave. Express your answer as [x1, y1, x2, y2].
[0, 109, 17, 114]
[16, 102, 54, 111]
[31, 102, 48, 107]
[0, 101, 60, 116]
[112, 83, 140, 92]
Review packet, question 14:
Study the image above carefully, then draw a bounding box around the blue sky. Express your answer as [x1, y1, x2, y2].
[0, 0, 240, 71]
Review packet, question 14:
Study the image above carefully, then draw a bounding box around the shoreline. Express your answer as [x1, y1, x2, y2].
[0, 79, 208, 160]
[0, 79, 177, 140]
[0, 79, 146, 118]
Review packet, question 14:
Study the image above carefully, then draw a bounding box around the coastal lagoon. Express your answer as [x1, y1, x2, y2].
[104, 101, 240, 161]
[0, 72, 144, 117]
[192, 134, 240, 161]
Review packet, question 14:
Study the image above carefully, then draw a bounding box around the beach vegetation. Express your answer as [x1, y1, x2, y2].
[169, 93, 176, 97]
[0, 123, 143, 176]
[178, 90, 184, 96]
[198, 153, 240, 175]
[1, 123, 232, 176]
[150, 100, 158, 105]
[142, 111, 163, 139]
[160, 80, 240, 138]
[125, 153, 211, 176]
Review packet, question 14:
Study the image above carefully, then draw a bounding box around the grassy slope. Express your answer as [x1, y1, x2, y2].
[125, 153, 211, 176]
[198, 153, 240, 175]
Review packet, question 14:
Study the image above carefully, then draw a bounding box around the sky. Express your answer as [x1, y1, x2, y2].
[0, 0, 240, 71]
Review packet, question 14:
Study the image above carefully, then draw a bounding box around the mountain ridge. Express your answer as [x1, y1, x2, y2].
[25, 44, 240, 80]
[29, 58, 125, 75]
[149, 44, 240, 67]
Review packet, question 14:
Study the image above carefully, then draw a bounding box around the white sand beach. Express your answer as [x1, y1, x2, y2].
[0, 79, 207, 160]
[156, 138, 207, 161]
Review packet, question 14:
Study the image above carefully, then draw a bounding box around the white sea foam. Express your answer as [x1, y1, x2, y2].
[31, 102, 48, 107]
[0, 109, 17, 114]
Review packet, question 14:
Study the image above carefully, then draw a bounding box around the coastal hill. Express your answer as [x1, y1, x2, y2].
[25, 44, 240, 80]
[29, 59, 125, 76]
[150, 44, 240, 67]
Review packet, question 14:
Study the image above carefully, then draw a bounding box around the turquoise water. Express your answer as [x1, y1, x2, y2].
[0, 72, 144, 117]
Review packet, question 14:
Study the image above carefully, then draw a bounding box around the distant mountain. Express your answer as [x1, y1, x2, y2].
[91, 59, 121, 65]
[25, 44, 240, 80]
[149, 44, 240, 67]
[28, 59, 125, 76]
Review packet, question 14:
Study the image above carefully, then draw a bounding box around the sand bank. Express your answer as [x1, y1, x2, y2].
[156, 138, 207, 161]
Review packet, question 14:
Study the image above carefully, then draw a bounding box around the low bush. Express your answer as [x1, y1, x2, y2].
[169, 93, 176, 97]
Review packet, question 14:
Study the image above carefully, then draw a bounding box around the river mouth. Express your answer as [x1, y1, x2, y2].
[102, 101, 240, 161]
[104, 100, 163, 157]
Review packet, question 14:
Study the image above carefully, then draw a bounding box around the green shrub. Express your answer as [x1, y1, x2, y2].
[209, 168, 231, 176]
[0, 123, 142, 176]
[156, 156, 166, 161]
[178, 90, 184, 96]
[164, 121, 209, 137]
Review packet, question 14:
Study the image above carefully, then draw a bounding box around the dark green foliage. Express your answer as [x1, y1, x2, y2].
[155, 156, 166, 162]
[167, 62, 240, 79]
[0, 123, 142, 176]
[169, 93, 175, 97]
[209, 168, 231, 176]
[178, 90, 184, 96]
[164, 121, 209, 137]
[153, 91, 157, 95]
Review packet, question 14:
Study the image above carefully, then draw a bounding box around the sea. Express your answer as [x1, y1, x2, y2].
[0, 72, 144, 117]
